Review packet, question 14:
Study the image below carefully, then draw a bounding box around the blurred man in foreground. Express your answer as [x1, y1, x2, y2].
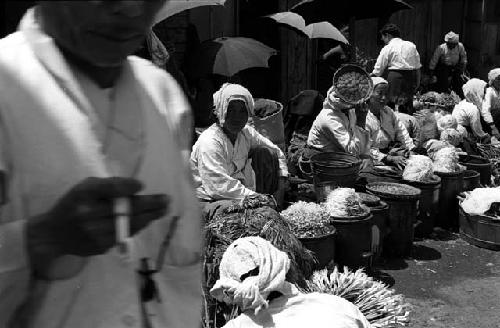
[0, 1, 202, 327]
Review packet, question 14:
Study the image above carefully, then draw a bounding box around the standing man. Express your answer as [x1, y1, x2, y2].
[429, 31, 467, 97]
[0, 1, 202, 327]
[371, 24, 422, 111]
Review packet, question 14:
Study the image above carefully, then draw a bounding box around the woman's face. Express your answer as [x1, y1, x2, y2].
[223, 100, 249, 136]
[369, 83, 388, 111]
[39, 1, 165, 67]
[492, 78, 500, 91]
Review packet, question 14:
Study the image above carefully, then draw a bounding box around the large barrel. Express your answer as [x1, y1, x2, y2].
[459, 205, 500, 251]
[357, 192, 389, 263]
[462, 170, 480, 192]
[435, 170, 464, 229]
[459, 154, 492, 186]
[403, 175, 441, 238]
[330, 213, 375, 270]
[299, 230, 336, 269]
[310, 152, 362, 200]
[366, 182, 421, 257]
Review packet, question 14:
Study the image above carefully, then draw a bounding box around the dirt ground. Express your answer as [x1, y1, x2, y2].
[373, 229, 500, 328]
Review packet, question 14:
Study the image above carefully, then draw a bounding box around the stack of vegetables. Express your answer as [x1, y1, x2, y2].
[306, 267, 411, 328]
[324, 188, 369, 217]
[282, 188, 368, 238]
[402, 155, 435, 182]
[432, 147, 465, 173]
[281, 201, 334, 238]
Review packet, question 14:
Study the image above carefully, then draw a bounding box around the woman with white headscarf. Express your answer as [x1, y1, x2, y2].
[190, 83, 288, 210]
[365, 77, 415, 169]
[307, 83, 371, 167]
[482, 68, 500, 138]
[211, 237, 371, 328]
[452, 78, 490, 142]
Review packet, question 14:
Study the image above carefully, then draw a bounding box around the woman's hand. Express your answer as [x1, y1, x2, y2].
[355, 102, 369, 128]
[384, 155, 407, 170]
[27, 177, 169, 280]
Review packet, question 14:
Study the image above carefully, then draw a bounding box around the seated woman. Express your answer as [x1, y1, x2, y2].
[307, 83, 371, 168]
[365, 77, 415, 170]
[191, 83, 289, 218]
[452, 78, 490, 143]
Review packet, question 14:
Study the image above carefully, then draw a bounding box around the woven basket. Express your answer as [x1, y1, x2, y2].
[333, 64, 373, 105]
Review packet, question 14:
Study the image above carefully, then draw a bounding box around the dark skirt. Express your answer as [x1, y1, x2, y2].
[386, 69, 417, 109]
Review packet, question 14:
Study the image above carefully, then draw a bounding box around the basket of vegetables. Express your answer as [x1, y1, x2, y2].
[281, 202, 336, 268]
[333, 64, 374, 105]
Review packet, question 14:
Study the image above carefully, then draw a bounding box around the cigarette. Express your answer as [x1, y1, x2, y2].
[114, 197, 131, 257]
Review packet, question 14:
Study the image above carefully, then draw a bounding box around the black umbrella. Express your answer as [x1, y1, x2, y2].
[290, 0, 413, 26]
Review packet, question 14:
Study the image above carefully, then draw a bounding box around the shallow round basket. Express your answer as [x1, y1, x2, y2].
[333, 64, 374, 105]
[366, 182, 421, 200]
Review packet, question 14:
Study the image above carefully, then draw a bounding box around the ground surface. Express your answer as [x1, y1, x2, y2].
[373, 229, 500, 328]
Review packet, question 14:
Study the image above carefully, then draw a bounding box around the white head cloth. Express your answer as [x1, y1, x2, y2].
[210, 236, 293, 315]
[371, 76, 388, 87]
[462, 78, 487, 110]
[213, 83, 254, 125]
[444, 31, 459, 43]
[487, 68, 500, 85]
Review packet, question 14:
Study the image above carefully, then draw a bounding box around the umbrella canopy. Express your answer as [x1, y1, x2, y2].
[186, 37, 278, 78]
[267, 12, 349, 44]
[290, 0, 413, 26]
[155, 0, 226, 24]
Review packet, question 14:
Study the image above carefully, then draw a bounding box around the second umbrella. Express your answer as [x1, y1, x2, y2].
[267, 12, 348, 44]
[186, 37, 278, 78]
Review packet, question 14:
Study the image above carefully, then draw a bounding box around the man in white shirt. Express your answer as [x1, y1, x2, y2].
[371, 24, 422, 111]
[429, 31, 467, 97]
[0, 1, 202, 327]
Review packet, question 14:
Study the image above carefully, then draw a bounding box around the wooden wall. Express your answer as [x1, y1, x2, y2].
[463, 0, 500, 80]
[279, 0, 316, 104]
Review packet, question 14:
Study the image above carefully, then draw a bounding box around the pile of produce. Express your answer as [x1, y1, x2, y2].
[324, 188, 368, 217]
[333, 65, 373, 104]
[436, 114, 458, 131]
[460, 188, 500, 216]
[402, 155, 434, 182]
[416, 91, 441, 108]
[440, 128, 463, 147]
[432, 147, 465, 173]
[366, 182, 420, 198]
[281, 201, 335, 238]
[437, 93, 458, 111]
[306, 267, 411, 328]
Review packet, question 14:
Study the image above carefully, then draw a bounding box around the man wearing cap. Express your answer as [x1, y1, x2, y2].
[371, 23, 422, 111]
[429, 31, 468, 97]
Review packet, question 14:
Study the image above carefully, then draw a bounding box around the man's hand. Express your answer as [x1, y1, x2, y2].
[27, 177, 169, 280]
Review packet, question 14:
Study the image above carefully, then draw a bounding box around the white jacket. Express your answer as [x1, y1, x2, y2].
[0, 9, 202, 328]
